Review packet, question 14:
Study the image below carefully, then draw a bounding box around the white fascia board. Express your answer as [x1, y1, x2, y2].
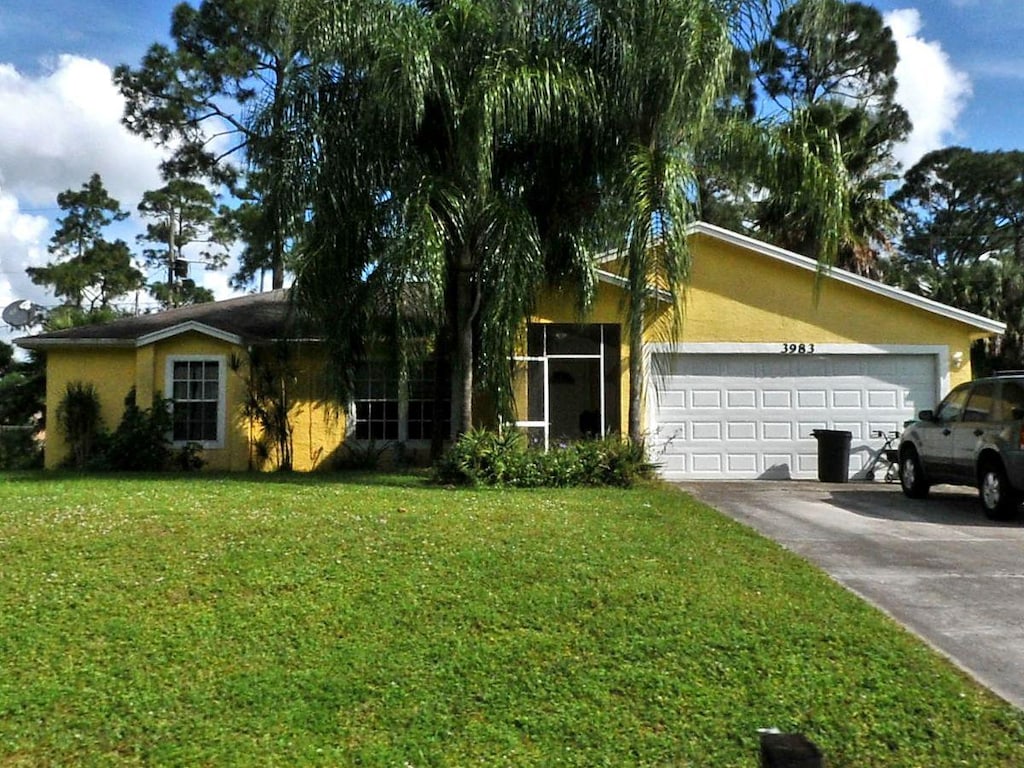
[14, 337, 136, 351]
[595, 269, 673, 303]
[686, 221, 1007, 336]
[137, 321, 244, 348]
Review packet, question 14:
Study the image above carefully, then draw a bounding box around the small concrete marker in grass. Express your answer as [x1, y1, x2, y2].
[759, 730, 824, 768]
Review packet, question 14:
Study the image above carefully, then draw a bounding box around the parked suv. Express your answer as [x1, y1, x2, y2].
[899, 374, 1024, 519]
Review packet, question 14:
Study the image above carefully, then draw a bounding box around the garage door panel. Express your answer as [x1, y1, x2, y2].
[763, 390, 791, 408]
[868, 390, 899, 408]
[691, 390, 721, 408]
[650, 352, 936, 480]
[764, 453, 794, 471]
[832, 390, 862, 408]
[797, 453, 818, 474]
[727, 390, 757, 408]
[692, 422, 721, 440]
[832, 422, 863, 439]
[797, 390, 827, 408]
[657, 390, 687, 408]
[692, 454, 722, 472]
[799, 420, 828, 435]
[727, 454, 757, 473]
[728, 422, 757, 440]
[762, 422, 792, 440]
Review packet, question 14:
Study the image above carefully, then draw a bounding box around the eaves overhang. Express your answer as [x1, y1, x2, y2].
[16, 320, 246, 351]
[596, 269, 673, 303]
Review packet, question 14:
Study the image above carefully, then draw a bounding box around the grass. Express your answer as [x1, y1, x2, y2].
[1, 473, 1023, 767]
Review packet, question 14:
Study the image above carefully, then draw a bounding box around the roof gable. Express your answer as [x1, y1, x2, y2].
[16, 290, 302, 351]
[688, 223, 1005, 335]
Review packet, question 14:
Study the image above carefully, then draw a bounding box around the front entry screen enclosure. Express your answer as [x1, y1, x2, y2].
[515, 323, 621, 449]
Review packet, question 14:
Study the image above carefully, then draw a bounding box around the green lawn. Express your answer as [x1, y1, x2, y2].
[1, 473, 1023, 767]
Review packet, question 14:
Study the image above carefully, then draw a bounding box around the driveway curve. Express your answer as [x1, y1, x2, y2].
[678, 480, 1024, 710]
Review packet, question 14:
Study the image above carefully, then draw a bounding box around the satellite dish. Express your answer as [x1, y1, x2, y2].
[2, 300, 44, 329]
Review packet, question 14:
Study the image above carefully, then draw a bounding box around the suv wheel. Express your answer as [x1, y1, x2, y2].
[900, 448, 929, 499]
[979, 461, 1020, 521]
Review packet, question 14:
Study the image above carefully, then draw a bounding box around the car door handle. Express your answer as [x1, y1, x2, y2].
[943, 428, 952, 436]
[975, 429, 984, 437]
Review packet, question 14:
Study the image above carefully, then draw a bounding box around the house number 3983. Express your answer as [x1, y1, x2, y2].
[781, 343, 815, 354]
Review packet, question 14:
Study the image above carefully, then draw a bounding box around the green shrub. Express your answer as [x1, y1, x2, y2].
[433, 427, 657, 488]
[58, 386, 205, 472]
[172, 441, 206, 471]
[0, 427, 42, 470]
[56, 381, 103, 468]
[333, 439, 394, 471]
[96, 389, 174, 471]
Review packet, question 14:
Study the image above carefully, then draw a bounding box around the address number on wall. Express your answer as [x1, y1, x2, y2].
[781, 343, 816, 354]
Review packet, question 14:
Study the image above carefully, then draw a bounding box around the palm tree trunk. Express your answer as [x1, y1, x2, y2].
[450, 256, 478, 439]
[627, 294, 645, 442]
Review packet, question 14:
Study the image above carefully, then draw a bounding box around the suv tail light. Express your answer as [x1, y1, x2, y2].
[1019, 422, 1024, 450]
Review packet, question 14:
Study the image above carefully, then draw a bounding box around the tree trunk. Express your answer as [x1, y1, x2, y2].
[270, 54, 287, 291]
[627, 294, 645, 443]
[451, 263, 476, 439]
[430, 328, 450, 461]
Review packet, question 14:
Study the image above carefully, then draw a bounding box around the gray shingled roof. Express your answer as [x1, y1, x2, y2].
[15, 290, 314, 349]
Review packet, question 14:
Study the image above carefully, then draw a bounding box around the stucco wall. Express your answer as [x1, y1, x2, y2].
[44, 347, 136, 469]
[527, 234, 993, 435]
[674, 233, 984, 381]
[43, 335, 347, 472]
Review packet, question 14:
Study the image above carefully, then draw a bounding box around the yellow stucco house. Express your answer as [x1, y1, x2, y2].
[17, 223, 1005, 479]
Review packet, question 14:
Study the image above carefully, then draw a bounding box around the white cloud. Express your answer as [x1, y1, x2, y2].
[0, 54, 173, 345]
[885, 8, 972, 169]
[0, 56, 165, 206]
[0, 55, 250, 347]
[0, 191, 50, 346]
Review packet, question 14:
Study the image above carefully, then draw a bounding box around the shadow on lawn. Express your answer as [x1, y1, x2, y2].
[0, 469, 440, 491]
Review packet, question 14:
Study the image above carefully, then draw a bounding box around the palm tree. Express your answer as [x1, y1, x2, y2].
[586, 0, 736, 441]
[590, 0, 849, 441]
[281, 0, 852, 447]
[287, 0, 596, 438]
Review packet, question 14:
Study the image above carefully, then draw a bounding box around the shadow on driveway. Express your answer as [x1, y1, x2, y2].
[817, 483, 1024, 529]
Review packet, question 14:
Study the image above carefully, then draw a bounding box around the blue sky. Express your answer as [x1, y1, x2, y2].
[868, 0, 1024, 153]
[0, 0, 1022, 343]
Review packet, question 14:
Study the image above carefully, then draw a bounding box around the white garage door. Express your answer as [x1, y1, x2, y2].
[649, 352, 938, 480]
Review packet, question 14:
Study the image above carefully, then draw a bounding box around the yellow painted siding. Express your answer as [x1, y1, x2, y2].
[43, 334, 348, 472]
[44, 348, 136, 468]
[525, 235, 992, 434]
[676, 233, 984, 388]
[277, 345, 346, 472]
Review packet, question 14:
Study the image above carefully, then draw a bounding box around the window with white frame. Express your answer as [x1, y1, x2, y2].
[353, 361, 399, 440]
[167, 357, 225, 446]
[352, 360, 450, 442]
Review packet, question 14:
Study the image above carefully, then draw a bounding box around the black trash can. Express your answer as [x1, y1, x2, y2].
[811, 429, 852, 483]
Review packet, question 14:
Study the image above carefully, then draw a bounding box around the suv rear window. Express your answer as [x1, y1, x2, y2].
[1000, 381, 1024, 420]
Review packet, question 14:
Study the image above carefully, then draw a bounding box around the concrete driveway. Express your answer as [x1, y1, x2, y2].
[678, 480, 1024, 709]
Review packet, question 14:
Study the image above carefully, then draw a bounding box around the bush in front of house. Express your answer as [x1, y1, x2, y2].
[56, 383, 204, 472]
[90, 389, 174, 471]
[0, 427, 43, 470]
[433, 426, 656, 488]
